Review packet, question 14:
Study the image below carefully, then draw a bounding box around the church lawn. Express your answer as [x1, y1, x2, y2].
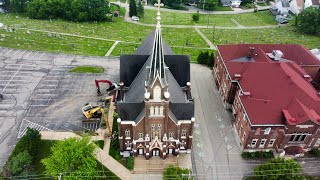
[0, 14, 208, 58]
[200, 26, 320, 49]
[69, 66, 105, 73]
[140, 10, 276, 27]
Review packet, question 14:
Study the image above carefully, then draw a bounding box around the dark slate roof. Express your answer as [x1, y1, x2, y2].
[117, 29, 194, 121]
[135, 30, 174, 56]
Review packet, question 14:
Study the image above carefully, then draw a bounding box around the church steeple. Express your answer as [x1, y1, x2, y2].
[148, 0, 166, 84]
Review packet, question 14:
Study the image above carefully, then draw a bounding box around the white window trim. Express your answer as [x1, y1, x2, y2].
[268, 139, 275, 147]
[259, 139, 266, 148]
[251, 139, 258, 147]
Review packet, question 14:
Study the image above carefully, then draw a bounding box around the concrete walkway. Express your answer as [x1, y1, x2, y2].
[194, 27, 216, 50]
[105, 41, 120, 57]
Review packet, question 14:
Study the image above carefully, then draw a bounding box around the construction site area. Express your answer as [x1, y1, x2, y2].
[0, 47, 120, 169]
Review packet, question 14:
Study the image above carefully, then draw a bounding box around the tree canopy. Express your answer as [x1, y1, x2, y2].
[137, 0, 144, 17]
[298, 7, 320, 35]
[163, 165, 192, 180]
[41, 137, 99, 179]
[129, 0, 137, 17]
[8, 151, 33, 176]
[253, 158, 304, 180]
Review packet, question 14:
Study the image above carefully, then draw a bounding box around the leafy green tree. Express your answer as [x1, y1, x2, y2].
[164, 0, 181, 8]
[241, 0, 253, 5]
[199, 0, 219, 10]
[137, 0, 144, 17]
[298, 7, 320, 35]
[8, 151, 33, 176]
[192, 13, 200, 23]
[197, 51, 204, 64]
[208, 52, 214, 67]
[42, 137, 99, 179]
[129, 0, 137, 17]
[1, 0, 10, 11]
[10, 0, 28, 13]
[163, 165, 192, 180]
[253, 158, 304, 180]
[11, 128, 41, 159]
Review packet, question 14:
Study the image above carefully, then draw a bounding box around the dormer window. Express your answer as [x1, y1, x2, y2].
[153, 86, 161, 100]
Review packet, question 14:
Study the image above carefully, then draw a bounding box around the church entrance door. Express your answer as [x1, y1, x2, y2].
[152, 149, 160, 156]
[139, 148, 144, 155]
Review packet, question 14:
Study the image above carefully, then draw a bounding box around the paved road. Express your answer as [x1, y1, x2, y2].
[0, 47, 120, 169]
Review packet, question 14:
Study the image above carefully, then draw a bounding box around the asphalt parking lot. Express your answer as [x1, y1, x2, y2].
[0, 47, 119, 169]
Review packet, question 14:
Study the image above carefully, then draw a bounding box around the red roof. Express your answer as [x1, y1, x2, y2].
[218, 44, 320, 66]
[218, 44, 320, 126]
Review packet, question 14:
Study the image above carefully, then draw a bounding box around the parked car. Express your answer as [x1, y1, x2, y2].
[131, 16, 139, 21]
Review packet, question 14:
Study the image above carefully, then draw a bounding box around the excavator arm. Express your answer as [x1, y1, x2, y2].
[95, 79, 118, 101]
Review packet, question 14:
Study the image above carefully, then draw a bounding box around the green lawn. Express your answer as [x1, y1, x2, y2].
[69, 66, 105, 73]
[212, 5, 233, 11]
[0, 13, 207, 59]
[201, 26, 320, 49]
[140, 9, 276, 27]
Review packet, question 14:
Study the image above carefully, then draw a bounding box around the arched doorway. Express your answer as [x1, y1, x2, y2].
[167, 145, 175, 155]
[152, 148, 160, 156]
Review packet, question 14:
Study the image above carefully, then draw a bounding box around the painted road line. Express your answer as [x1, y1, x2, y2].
[1, 65, 23, 94]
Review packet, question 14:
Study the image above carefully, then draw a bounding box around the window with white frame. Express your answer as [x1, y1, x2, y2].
[169, 132, 174, 139]
[125, 130, 130, 138]
[243, 114, 247, 123]
[251, 139, 257, 147]
[159, 106, 164, 115]
[264, 128, 271, 135]
[289, 132, 308, 142]
[242, 131, 246, 141]
[149, 106, 154, 116]
[153, 86, 161, 100]
[268, 139, 275, 147]
[181, 128, 187, 138]
[151, 124, 155, 140]
[158, 124, 162, 139]
[259, 139, 266, 147]
[126, 141, 131, 148]
[155, 106, 159, 116]
[139, 132, 143, 139]
[239, 125, 243, 134]
[180, 141, 186, 149]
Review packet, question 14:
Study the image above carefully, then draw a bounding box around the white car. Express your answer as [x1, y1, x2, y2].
[131, 16, 139, 21]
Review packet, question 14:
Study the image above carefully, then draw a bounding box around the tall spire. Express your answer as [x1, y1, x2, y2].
[148, 0, 166, 84]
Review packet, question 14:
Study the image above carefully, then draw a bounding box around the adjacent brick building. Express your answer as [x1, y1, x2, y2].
[213, 44, 320, 154]
[116, 10, 194, 159]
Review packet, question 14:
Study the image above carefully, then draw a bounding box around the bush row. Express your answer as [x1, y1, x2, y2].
[241, 151, 274, 159]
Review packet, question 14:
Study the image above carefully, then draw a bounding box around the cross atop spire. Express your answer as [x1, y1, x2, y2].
[156, 0, 161, 28]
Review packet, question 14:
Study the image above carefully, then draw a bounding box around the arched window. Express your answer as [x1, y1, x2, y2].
[153, 86, 161, 100]
[159, 106, 164, 115]
[151, 124, 155, 140]
[149, 106, 154, 116]
[125, 130, 130, 138]
[155, 106, 159, 116]
[158, 124, 162, 139]
[181, 128, 187, 138]
[169, 132, 174, 139]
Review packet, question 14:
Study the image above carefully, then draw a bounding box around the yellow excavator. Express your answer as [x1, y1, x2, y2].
[81, 97, 112, 136]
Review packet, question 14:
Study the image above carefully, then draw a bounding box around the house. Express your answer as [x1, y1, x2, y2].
[304, 0, 320, 8]
[231, 0, 242, 8]
[270, 0, 290, 15]
[289, 0, 304, 14]
[116, 6, 194, 160]
[213, 44, 320, 155]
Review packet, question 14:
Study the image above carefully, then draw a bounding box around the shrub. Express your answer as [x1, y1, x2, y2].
[11, 128, 41, 159]
[197, 51, 214, 67]
[163, 165, 192, 180]
[94, 140, 105, 149]
[8, 151, 33, 176]
[309, 148, 320, 157]
[192, 13, 200, 22]
[127, 156, 134, 170]
[241, 151, 274, 159]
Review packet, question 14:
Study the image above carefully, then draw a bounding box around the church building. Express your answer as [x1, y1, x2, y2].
[116, 6, 195, 160]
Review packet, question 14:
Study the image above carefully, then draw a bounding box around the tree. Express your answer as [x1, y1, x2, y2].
[42, 137, 99, 179]
[199, 0, 219, 11]
[163, 165, 192, 180]
[137, 0, 144, 17]
[129, 0, 137, 17]
[208, 52, 214, 67]
[1, 0, 10, 12]
[11, 128, 41, 159]
[192, 13, 200, 23]
[10, 0, 29, 13]
[8, 151, 33, 176]
[298, 7, 320, 35]
[253, 158, 304, 180]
